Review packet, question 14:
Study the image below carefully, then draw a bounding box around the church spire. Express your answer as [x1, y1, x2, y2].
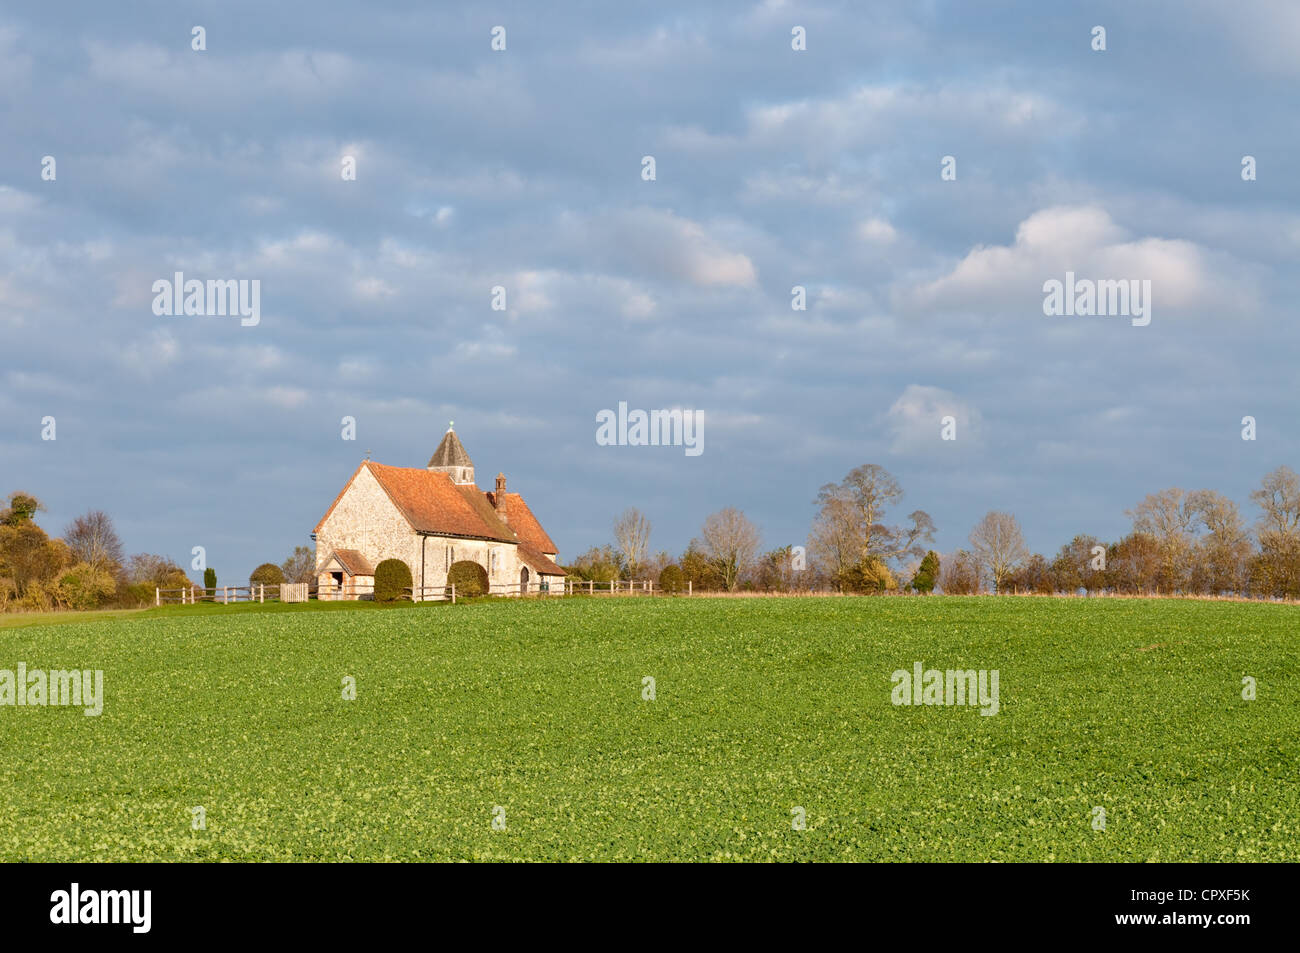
[427, 424, 475, 485]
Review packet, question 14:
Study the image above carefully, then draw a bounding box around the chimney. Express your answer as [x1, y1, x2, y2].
[494, 473, 509, 524]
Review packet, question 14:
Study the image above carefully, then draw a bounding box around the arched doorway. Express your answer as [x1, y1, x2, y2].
[520, 566, 530, 594]
[447, 560, 488, 597]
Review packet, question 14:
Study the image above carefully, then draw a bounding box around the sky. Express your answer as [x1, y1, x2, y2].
[2, 1, 1298, 583]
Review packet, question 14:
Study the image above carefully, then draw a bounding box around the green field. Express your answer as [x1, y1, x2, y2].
[1, 596, 1296, 861]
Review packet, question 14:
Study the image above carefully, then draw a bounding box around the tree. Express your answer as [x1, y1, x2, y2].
[55, 563, 116, 610]
[808, 464, 934, 591]
[63, 511, 124, 575]
[756, 546, 804, 592]
[1127, 488, 1198, 593]
[658, 564, 685, 594]
[1250, 465, 1300, 538]
[612, 508, 652, 579]
[1249, 467, 1300, 597]
[280, 546, 316, 584]
[374, 559, 413, 602]
[126, 554, 190, 588]
[203, 567, 216, 590]
[678, 543, 720, 591]
[250, 563, 286, 586]
[694, 507, 762, 591]
[565, 544, 622, 582]
[1049, 534, 1103, 593]
[1106, 533, 1160, 594]
[938, 549, 981, 594]
[910, 551, 940, 593]
[0, 522, 67, 595]
[969, 511, 1029, 593]
[1005, 552, 1053, 594]
[0, 492, 44, 526]
[1187, 489, 1251, 594]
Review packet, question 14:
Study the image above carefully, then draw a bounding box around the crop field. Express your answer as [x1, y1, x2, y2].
[0, 596, 1296, 862]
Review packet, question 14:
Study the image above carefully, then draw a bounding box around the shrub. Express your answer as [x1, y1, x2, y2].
[55, 563, 116, 610]
[658, 564, 685, 594]
[910, 551, 940, 594]
[374, 559, 413, 602]
[838, 557, 897, 593]
[447, 560, 487, 598]
[250, 563, 285, 586]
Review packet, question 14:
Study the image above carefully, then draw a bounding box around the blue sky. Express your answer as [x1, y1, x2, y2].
[2, 1, 1298, 581]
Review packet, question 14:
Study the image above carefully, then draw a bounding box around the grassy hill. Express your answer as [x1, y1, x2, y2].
[0, 596, 1295, 861]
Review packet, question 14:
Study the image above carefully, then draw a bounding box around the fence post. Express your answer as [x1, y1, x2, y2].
[688, 580, 692, 596]
[224, 586, 229, 605]
[155, 587, 160, 607]
[259, 584, 264, 604]
[588, 579, 593, 594]
[452, 583, 456, 605]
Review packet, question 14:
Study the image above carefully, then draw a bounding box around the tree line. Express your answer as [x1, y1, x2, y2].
[567, 464, 1300, 599]
[0, 492, 317, 612]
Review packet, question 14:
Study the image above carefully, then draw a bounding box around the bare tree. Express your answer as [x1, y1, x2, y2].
[63, 510, 124, 574]
[938, 549, 981, 594]
[280, 546, 316, 584]
[612, 508, 652, 578]
[809, 464, 934, 590]
[1249, 467, 1300, 596]
[1127, 488, 1198, 592]
[1187, 489, 1251, 593]
[694, 507, 762, 591]
[1250, 466, 1300, 538]
[968, 511, 1029, 592]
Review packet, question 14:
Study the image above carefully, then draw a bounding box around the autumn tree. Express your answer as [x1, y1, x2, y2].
[0, 492, 43, 526]
[1187, 489, 1251, 594]
[1127, 488, 1199, 593]
[1249, 466, 1300, 597]
[63, 511, 124, 576]
[612, 508, 652, 579]
[938, 549, 981, 594]
[280, 546, 316, 584]
[809, 465, 934, 591]
[968, 511, 1029, 593]
[694, 507, 762, 591]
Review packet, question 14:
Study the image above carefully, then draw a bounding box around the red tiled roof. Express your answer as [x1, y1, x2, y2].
[518, 543, 565, 576]
[367, 463, 516, 542]
[316, 462, 560, 555]
[487, 491, 558, 554]
[324, 549, 374, 576]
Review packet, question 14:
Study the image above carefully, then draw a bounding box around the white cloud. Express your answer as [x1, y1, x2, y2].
[858, 217, 898, 244]
[886, 384, 982, 454]
[905, 205, 1247, 319]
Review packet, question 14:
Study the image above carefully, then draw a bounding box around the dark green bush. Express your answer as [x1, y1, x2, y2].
[447, 560, 487, 597]
[249, 562, 285, 586]
[658, 564, 685, 594]
[374, 559, 413, 602]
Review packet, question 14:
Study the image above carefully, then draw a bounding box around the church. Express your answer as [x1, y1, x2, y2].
[312, 426, 565, 599]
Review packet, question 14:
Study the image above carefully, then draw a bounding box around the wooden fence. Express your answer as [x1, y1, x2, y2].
[154, 577, 692, 606]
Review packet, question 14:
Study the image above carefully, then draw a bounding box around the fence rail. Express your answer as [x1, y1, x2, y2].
[153, 576, 692, 606]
